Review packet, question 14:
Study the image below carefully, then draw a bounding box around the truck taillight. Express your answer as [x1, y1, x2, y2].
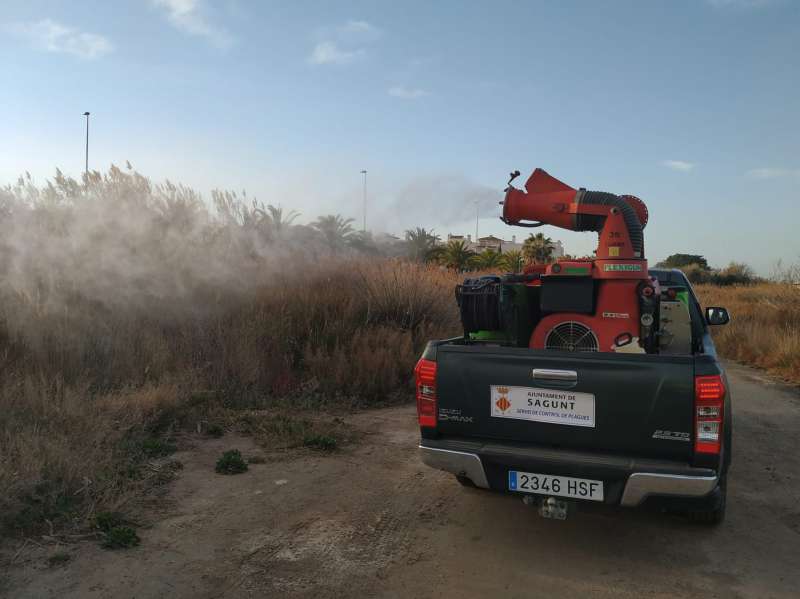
[694, 375, 725, 455]
[414, 358, 437, 428]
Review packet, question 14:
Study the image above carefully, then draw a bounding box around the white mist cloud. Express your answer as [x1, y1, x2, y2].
[5, 19, 113, 59]
[706, 0, 774, 8]
[388, 86, 429, 99]
[661, 160, 695, 172]
[152, 0, 233, 47]
[378, 174, 501, 233]
[308, 19, 380, 66]
[746, 167, 800, 179]
[308, 42, 362, 66]
[338, 20, 381, 42]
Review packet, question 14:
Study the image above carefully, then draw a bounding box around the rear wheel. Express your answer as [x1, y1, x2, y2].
[688, 476, 727, 525]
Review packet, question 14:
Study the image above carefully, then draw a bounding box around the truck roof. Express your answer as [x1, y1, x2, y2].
[648, 268, 689, 286]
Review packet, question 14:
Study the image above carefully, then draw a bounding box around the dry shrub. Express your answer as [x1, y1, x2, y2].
[694, 283, 800, 384]
[0, 379, 182, 533]
[0, 259, 460, 534]
[0, 167, 462, 535]
[303, 326, 415, 403]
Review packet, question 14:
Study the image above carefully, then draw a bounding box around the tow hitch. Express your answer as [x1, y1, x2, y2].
[522, 495, 571, 520]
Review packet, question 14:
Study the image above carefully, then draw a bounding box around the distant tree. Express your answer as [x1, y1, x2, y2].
[680, 261, 759, 286]
[681, 263, 711, 284]
[311, 214, 355, 252]
[500, 250, 525, 273]
[712, 262, 758, 286]
[426, 244, 445, 264]
[404, 227, 441, 263]
[522, 233, 556, 264]
[266, 204, 299, 235]
[657, 254, 709, 270]
[440, 239, 475, 271]
[473, 248, 503, 270]
[347, 230, 380, 255]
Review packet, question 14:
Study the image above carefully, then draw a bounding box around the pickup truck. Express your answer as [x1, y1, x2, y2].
[416, 268, 732, 523]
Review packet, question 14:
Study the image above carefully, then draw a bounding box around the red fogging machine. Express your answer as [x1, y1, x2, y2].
[456, 168, 662, 354]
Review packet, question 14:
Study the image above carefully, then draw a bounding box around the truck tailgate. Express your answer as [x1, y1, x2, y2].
[435, 344, 695, 461]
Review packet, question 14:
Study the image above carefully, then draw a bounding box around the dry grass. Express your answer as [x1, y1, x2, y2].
[695, 283, 800, 385]
[0, 259, 460, 536]
[0, 167, 462, 535]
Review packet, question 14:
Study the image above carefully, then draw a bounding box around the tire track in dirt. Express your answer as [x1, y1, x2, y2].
[5, 361, 799, 598]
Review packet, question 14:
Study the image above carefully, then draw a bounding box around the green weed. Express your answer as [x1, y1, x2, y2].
[303, 435, 338, 452]
[102, 526, 140, 550]
[215, 450, 248, 475]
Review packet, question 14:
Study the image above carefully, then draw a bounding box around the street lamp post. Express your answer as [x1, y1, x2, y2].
[475, 199, 480, 243]
[83, 112, 90, 175]
[360, 170, 367, 232]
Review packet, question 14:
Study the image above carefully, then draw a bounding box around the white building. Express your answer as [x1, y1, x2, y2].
[445, 233, 564, 258]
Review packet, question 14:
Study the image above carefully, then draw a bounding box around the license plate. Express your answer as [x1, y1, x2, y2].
[508, 470, 604, 501]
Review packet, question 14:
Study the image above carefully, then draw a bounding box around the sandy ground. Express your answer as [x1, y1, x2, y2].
[3, 360, 799, 599]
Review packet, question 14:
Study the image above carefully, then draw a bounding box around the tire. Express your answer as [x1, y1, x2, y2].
[688, 476, 727, 525]
[455, 474, 475, 488]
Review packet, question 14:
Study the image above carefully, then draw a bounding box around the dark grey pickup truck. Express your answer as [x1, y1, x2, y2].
[416, 269, 732, 523]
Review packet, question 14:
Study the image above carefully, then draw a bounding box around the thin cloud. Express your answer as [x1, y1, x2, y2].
[308, 19, 380, 67]
[5, 19, 113, 59]
[152, 0, 233, 48]
[308, 42, 363, 65]
[706, 0, 774, 8]
[338, 20, 382, 42]
[388, 86, 429, 99]
[746, 167, 800, 179]
[661, 160, 695, 172]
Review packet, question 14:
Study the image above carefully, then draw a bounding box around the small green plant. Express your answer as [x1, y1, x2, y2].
[94, 511, 126, 532]
[102, 526, 140, 549]
[141, 438, 177, 458]
[303, 435, 338, 452]
[206, 423, 224, 438]
[215, 449, 248, 474]
[47, 551, 71, 567]
[7, 485, 78, 534]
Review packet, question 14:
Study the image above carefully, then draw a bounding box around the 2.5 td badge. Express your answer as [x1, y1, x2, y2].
[652, 430, 690, 442]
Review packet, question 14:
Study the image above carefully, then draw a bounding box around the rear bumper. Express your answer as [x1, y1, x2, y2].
[419, 439, 718, 507]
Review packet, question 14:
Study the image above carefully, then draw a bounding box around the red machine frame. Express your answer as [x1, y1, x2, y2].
[501, 169, 658, 353]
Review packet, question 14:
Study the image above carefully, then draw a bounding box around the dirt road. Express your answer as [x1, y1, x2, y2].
[4, 361, 799, 598]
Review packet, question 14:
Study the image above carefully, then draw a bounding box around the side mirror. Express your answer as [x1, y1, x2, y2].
[706, 306, 730, 326]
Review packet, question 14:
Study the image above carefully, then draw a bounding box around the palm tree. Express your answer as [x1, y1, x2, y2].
[475, 248, 503, 270]
[426, 244, 445, 264]
[440, 239, 475, 271]
[500, 250, 525, 273]
[347, 230, 379, 254]
[404, 227, 441, 263]
[266, 204, 299, 236]
[522, 232, 556, 264]
[311, 214, 355, 252]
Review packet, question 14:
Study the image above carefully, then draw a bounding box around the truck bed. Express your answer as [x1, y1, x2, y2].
[432, 341, 696, 462]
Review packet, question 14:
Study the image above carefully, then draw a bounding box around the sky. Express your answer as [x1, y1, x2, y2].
[1, 0, 799, 273]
